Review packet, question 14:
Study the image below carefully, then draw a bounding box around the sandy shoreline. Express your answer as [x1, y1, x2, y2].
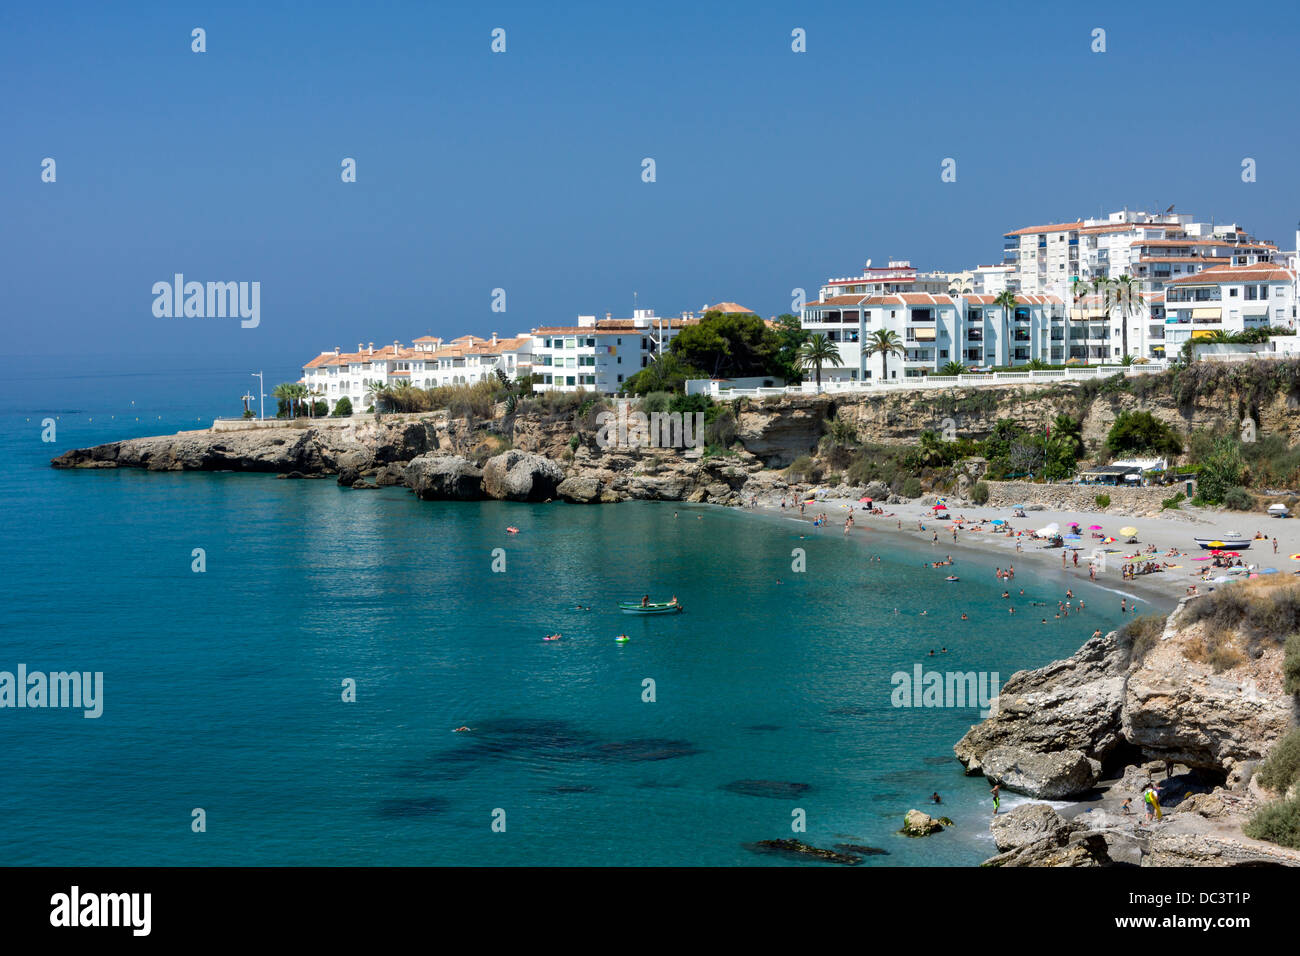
[739, 493, 1300, 615]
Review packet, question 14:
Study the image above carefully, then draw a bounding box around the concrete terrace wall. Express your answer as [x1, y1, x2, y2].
[986, 480, 1175, 517]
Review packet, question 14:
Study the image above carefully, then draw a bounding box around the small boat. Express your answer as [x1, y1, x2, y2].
[1268, 503, 1290, 518]
[944, 575, 960, 582]
[619, 601, 683, 615]
[615, 635, 630, 643]
[1194, 534, 1252, 550]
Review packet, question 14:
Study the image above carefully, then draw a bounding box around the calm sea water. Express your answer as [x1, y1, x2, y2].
[0, 360, 1142, 866]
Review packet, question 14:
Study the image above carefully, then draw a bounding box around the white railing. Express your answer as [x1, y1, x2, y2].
[713, 362, 1168, 399]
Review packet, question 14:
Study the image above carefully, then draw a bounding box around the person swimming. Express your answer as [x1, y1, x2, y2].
[453, 726, 471, 733]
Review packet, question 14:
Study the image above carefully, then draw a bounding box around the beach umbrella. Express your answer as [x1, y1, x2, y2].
[934, 504, 947, 510]
[1207, 541, 1225, 549]
[1119, 526, 1138, 537]
[1088, 524, 1102, 530]
[1261, 568, 1279, 575]
[990, 519, 1005, 525]
[858, 496, 872, 503]
[1192, 556, 1211, 561]
[1290, 553, 1300, 560]
[1104, 536, 1116, 543]
[1065, 534, 1081, 540]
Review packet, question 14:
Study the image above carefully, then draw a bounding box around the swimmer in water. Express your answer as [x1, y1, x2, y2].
[453, 726, 471, 733]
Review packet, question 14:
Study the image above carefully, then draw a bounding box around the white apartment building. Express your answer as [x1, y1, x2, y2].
[531, 309, 696, 393]
[1160, 262, 1298, 358]
[301, 333, 534, 412]
[801, 280, 1066, 379]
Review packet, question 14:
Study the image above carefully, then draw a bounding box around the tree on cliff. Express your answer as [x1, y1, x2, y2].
[666, 310, 785, 382]
[1105, 410, 1183, 458]
[796, 333, 843, 387]
[622, 352, 706, 396]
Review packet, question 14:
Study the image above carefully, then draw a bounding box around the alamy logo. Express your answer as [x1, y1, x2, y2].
[50, 886, 150, 936]
[891, 664, 999, 717]
[152, 274, 260, 328]
[595, 406, 705, 450]
[0, 665, 103, 718]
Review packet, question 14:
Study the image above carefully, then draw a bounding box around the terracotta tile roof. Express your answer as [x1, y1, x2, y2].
[1166, 263, 1297, 285]
[1138, 256, 1230, 264]
[1004, 221, 1086, 237]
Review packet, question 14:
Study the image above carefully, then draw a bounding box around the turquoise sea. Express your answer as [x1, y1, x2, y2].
[0, 360, 1152, 866]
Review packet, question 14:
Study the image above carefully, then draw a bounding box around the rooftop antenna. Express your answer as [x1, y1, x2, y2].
[633, 290, 638, 314]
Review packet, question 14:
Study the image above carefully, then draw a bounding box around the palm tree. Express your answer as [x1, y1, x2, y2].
[272, 382, 309, 418]
[993, 290, 1018, 366]
[939, 360, 967, 376]
[366, 380, 391, 413]
[796, 333, 844, 388]
[1113, 274, 1144, 362]
[864, 329, 904, 382]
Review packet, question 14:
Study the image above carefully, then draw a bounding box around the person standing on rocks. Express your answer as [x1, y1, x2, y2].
[990, 783, 1000, 816]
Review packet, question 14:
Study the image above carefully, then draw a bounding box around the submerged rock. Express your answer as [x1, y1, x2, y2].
[721, 780, 814, 799]
[746, 839, 862, 866]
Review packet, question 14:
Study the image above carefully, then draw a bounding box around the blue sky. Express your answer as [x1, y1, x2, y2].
[5, 0, 1299, 371]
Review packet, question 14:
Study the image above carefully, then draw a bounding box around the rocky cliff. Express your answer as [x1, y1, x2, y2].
[49, 365, 1300, 507]
[956, 587, 1300, 866]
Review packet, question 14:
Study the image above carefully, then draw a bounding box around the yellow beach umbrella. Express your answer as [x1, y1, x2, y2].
[1119, 526, 1138, 537]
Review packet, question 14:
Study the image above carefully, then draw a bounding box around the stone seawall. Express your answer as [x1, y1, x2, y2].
[986, 480, 1176, 517]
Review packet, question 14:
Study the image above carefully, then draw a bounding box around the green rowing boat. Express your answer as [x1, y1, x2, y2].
[618, 601, 683, 615]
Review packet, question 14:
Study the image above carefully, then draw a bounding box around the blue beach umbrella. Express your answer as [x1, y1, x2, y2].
[990, 519, 1005, 525]
[1260, 568, 1279, 574]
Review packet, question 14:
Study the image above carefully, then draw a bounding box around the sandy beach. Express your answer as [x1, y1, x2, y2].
[749, 492, 1300, 614]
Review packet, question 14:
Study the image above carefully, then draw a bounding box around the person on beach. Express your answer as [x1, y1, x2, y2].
[990, 784, 1000, 816]
[1121, 598, 1127, 613]
[1121, 797, 1133, 815]
[1073, 551, 1079, 567]
[1275, 539, 1279, 555]
[1089, 564, 1096, 581]
[1143, 783, 1163, 822]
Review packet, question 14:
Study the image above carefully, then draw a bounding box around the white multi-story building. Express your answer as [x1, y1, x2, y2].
[301, 332, 535, 412]
[1160, 262, 1298, 357]
[1004, 209, 1285, 359]
[530, 309, 696, 393]
[801, 269, 1066, 379]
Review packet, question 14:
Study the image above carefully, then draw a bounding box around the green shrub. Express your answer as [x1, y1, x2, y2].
[1257, 728, 1300, 794]
[1222, 486, 1254, 511]
[568, 434, 580, 451]
[639, 391, 673, 414]
[825, 472, 842, 486]
[331, 396, 353, 417]
[1095, 494, 1111, 508]
[785, 455, 820, 482]
[970, 481, 989, 505]
[901, 477, 923, 498]
[1119, 614, 1167, 665]
[1195, 438, 1245, 505]
[1105, 410, 1183, 457]
[1161, 491, 1185, 510]
[1285, 633, 1300, 695]
[1244, 798, 1300, 849]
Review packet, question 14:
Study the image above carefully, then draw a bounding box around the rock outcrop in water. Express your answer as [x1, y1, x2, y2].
[958, 593, 1300, 867]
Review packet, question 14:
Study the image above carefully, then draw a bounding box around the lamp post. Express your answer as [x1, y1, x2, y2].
[251, 371, 264, 420]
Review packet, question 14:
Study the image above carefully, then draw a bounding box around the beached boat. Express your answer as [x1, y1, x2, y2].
[619, 601, 683, 615]
[1194, 533, 1252, 550]
[1268, 503, 1290, 517]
